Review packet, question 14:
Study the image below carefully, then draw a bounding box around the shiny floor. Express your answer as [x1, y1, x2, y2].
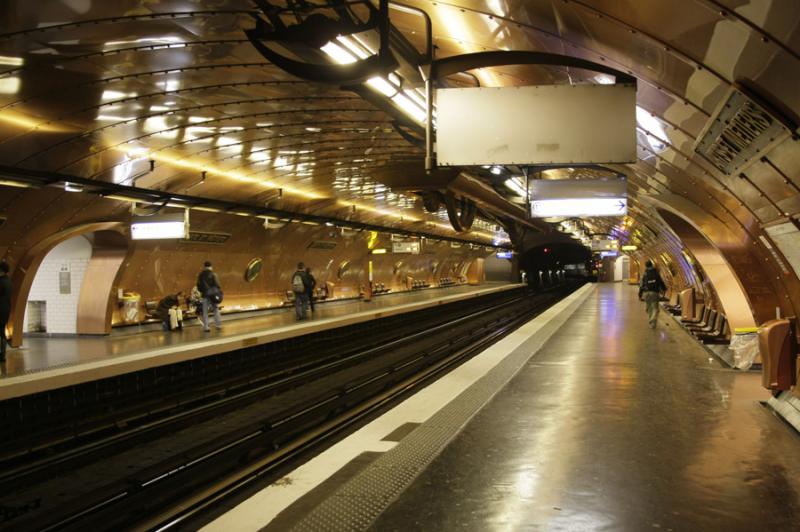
[0, 284, 499, 379]
[370, 283, 800, 531]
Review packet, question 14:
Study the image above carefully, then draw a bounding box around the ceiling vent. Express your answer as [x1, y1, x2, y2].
[694, 85, 793, 175]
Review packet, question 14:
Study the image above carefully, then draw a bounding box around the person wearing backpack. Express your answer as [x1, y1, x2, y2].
[305, 266, 317, 313]
[638, 259, 667, 329]
[292, 262, 311, 320]
[197, 261, 223, 332]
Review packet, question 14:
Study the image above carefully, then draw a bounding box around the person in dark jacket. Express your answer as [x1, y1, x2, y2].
[0, 261, 11, 362]
[305, 266, 317, 313]
[639, 259, 667, 329]
[291, 262, 311, 320]
[197, 261, 222, 332]
[156, 292, 183, 331]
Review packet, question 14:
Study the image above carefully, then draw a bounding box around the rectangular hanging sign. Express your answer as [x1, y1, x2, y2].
[437, 83, 636, 166]
[529, 178, 627, 217]
[131, 212, 188, 240]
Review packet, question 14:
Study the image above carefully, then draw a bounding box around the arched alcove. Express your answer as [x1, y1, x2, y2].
[657, 210, 756, 330]
[9, 223, 127, 346]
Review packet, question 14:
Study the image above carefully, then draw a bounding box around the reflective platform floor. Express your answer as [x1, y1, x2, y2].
[370, 283, 800, 530]
[225, 283, 800, 531]
[0, 283, 512, 386]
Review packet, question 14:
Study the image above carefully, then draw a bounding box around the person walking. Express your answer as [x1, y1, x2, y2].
[197, 261, 223, 332]
[291, 262, 311, 320]
[639, 259, 667, 329]
[305, 266, 317, 313]
[0, 261, 11, 362]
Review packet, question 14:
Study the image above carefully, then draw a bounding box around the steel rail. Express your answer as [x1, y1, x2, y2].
[11, 286, 575, 531]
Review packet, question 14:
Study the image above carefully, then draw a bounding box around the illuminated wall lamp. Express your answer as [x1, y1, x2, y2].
[621, 245, 638, 251]
[371, 248, 387, 254]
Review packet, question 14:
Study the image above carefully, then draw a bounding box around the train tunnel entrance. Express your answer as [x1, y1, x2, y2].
[519, 242, 591, 290]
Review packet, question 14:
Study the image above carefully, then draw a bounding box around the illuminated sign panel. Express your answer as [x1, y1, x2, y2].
[530, 179, 627, 218]
[131, 212, 188, 240]
[591, 239, 618, 251]
[496, 250, 513, 259]
[531, 198, 627, 217]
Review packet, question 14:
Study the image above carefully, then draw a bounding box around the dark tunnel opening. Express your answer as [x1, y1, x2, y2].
[519, 242, 592, 289]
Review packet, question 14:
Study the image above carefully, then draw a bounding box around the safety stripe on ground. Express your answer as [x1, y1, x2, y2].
[203, 284, 595, 532]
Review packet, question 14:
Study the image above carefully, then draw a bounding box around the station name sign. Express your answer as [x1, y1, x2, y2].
[392, 241, 420, 254]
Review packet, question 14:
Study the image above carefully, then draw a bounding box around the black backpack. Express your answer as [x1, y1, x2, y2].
[643, 269, 661, 292]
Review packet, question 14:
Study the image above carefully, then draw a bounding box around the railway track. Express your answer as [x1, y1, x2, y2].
[0, 284, 579, 531]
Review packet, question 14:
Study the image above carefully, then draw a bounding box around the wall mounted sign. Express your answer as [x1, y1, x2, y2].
[308, 240, 337, 250]
[183, 231, 231, 244]
[392, 241, 420, 254]
[59, 270, 71, 294]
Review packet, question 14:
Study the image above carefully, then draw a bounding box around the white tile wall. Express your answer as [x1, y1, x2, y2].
[23, 236, 92, 334]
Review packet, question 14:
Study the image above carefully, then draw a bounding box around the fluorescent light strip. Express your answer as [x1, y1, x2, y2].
[504, 177, 526, 196]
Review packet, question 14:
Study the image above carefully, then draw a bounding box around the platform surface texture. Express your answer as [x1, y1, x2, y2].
[209, 283, 800, 531]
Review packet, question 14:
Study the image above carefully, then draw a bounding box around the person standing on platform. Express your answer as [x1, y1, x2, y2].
[305, 266, 317, 313]
[292, 262, 311, 320]
[0, 261, 11, 362]
[197, 261, 223, 332]
[639, 259, 666, 329]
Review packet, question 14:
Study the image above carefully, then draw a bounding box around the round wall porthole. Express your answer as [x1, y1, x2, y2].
[337, 260, 351, 279]
[245, 258, 263, 282]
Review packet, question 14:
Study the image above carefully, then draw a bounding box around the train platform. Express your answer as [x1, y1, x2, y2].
[205, 283, 800, 531]
[0, 283, 519, 400]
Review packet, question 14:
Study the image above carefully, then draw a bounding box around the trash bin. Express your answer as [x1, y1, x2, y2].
[121, 292, 141, 324]
[731, 327, 759, 370]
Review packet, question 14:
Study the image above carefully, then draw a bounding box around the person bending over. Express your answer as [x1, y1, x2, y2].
[156, 291, 184, 331]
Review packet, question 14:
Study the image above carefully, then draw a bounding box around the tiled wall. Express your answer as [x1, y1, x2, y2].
[23, 236, 92, 334]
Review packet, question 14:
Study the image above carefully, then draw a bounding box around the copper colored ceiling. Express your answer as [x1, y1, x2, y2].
[0, 0, 799, 253]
